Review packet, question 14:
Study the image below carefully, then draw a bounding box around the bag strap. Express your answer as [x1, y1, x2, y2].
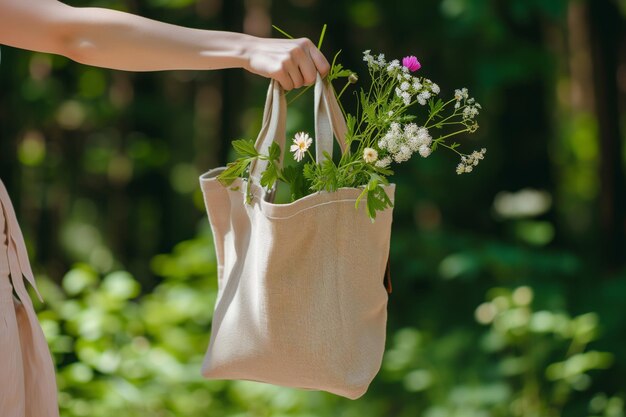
[249, 80, 286, 183]
[314, 73, 348, 162]
[249, 76, 348, 182]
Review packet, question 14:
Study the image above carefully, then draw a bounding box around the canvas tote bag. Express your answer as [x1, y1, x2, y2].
[199, 75, 395, 399]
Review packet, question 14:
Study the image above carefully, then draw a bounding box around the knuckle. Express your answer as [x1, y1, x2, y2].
[270, 66, 283, 77]
[297, 37, 312, 47]
[279, 60, 289, 72]
[292, 45, 305, 57]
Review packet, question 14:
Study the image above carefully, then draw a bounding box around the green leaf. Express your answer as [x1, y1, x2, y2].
[355, 187, 368, 209]
[374, 185, 393, 208]
[346, 113, 356, 133]
[374, 166, 394, 176]
[366, 191, 378, 220]
[283, 165, 307, 201]
[268, 142, 281, 162]
[360, 90, 376, 122]
[366, 185, 393, 220]
[428, 98, 444, 115]
[334, 69, 353, 78]
[399, 115, 417, 123]
[328, 60, 353, 82]
[320, 158, 338, 192]
[369, 172, 389, 186]
[303, 163, 317, 183]
[260, 162, 278, 190]
[232, 140, 258, 158]
[355, 175, 394, 221]
[217, 159, 251, 186]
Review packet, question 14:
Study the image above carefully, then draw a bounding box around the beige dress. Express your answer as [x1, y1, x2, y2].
[0, 179, 59, 417]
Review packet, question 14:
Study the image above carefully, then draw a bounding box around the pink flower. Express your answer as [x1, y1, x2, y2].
[402, 56, 421, 72]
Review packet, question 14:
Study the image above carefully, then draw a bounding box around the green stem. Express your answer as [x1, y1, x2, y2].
[272, 25, 294, 39]
[433, 129, 471, 156]
[424, 98, 457, 127]
[287, 85, 313, 105]
[330, 50, 342, 77]
[317, 24, 327, 49]
[337, 79, 351, 100]
[435, 121, 468, 127]
[425, 104, 465, 129]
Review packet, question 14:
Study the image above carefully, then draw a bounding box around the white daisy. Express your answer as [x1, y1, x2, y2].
[290, 132, 312, 162]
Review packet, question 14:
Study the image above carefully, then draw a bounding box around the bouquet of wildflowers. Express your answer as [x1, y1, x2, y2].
[218, 49, 486, 220]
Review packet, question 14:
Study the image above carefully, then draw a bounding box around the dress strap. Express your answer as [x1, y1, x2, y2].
[0, 179, 43, 303]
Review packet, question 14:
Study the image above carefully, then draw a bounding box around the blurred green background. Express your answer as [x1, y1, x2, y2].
[1, 0, 626, 416]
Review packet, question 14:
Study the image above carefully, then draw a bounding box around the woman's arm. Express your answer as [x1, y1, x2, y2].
[0, 0, 329, 89]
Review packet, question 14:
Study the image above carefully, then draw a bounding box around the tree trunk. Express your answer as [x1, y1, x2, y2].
[588, 0, 626, 271]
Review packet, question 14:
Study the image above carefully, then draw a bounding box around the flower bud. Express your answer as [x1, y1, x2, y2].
[348, 73, 359, 84]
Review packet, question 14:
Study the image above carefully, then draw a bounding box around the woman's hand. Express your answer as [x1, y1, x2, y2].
[243, 37, 330, 90]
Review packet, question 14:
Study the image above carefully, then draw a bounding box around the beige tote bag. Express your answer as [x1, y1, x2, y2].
[199, 75, 395, 399]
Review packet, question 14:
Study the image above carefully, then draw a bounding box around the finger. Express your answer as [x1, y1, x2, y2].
[307, 46, 330, 78]
[284, 58, 305, 89]
[276, 72, 294, 91]
[298, 51, 318, 86]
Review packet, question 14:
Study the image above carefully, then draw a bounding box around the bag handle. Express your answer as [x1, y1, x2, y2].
[314, 73, 348, 160]
[249, 75, 348, 182]
[249, 80, 287, 183]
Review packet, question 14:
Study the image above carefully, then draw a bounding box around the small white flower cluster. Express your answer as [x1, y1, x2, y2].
[454, 87, 482, 120]
[363, 50, 387, 68]
[392, 70, 439, 106]
[456, 148, 486, 174]
[463, 98, 481, 120]
[454, 88, 469, 104]
[363, 50, 438, 107]
[377, 122, 433, 167]
[394, 78, 438, 106]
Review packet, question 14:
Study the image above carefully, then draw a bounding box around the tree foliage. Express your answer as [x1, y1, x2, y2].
[1, 0, 625, 415]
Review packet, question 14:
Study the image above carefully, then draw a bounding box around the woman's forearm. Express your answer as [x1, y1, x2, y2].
[0, 0, 329, 89]
[57, 8, 253, 72]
